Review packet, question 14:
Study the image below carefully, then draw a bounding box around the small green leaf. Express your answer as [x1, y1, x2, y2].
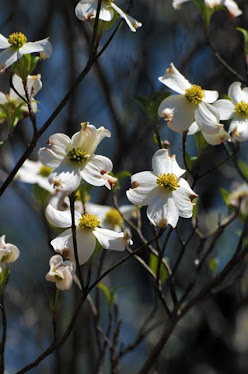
[0, 267, 10, 296]
[115, 170, 132, 179]
[195, 132, 208, 154]
[208, 257, 219, 276]
[184, 152, 193, 170]
[135, 92, 171, 122]
[98, 283, 112, 308]
[237, 28, 248, 56]
[149, 253, 168, 284]
[220, 187, 229, 206]
[192, 198, 198, 218]
[238, 160, 248, 180]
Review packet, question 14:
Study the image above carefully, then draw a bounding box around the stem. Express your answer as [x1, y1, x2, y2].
[0, 296, 6, 374]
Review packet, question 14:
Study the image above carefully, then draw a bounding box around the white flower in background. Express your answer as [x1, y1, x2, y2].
[45, 254, 74, 291]
[126, 149, 197, 228]
[213, 82, 248, 142]
[0, 32, 52, 72]
[172, 0, 242, 18]
[228, 183, 248, 217]
[16, 159, 55, 193]
[45, 204, 129, 265]
[38, 123, 117, 193]
[0, 235, 19, 269]
[0, 74, 42, 122]
[158, 63, 219, 133]
[75, 0, 142, 32]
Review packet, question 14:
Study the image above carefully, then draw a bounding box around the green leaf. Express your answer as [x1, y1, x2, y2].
[195, 132, 208, 154]
[220, 187, 229, 206]
[116, 170, 132, 179]
[237, 28, 248, 56]
[238, 160, 248, 180]
[149, 253, 169, 284]
[0, 267, 10, 296]
[135, 92, 171, 122]
[97, 283, 112, 308]
[184, 152, 193, 170]
[33, 184, 51, 206]
[208, 257, 219, 276]
[192, 197, 198, 218]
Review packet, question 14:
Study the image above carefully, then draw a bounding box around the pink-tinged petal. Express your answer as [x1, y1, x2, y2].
[0, 48, 19, 71]
[202, 128, 231, 145]
[188, 121, 200, 135]
[20, 39, 52, 59]
[224, 0, 242, 17]
[126, 171, 157, 206]
[110, 3, 142, 32]
[228, 82, 248, 104]
[48, 133, 71, 152]
[76, 228, 96, 264]
[75, 0, 114, 21]
[158, 63, 191, 94]
[147, 191, 179, 228]
[202, 89, 219, 103]
[172, 178, 197, 218]
[172, 0, 190, 9]
[195, 102, 223, 135]
[152, 149, 186, 178]
[49, 161, 81, 193]
[93, 227, 126, 251]
[229, 118, 248, 142]
[38, 147, 64, 168]
[45, 204, 80, 228]
[0, 34, 10, 49]
[158, 95, 195, 132]
[213, 99, 235, 120]
[80, 155, 113, 187]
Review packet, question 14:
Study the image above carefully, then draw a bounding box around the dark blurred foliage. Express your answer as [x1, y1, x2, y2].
[1, 0, 248, 373]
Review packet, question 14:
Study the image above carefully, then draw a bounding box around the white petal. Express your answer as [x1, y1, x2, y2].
[158, 95, 195, 132]
[224, 0, 242, 17]
[76, 124, 111, 155]
[38, 147, 64, 168]
[26, 74, 42, 97]
[49, 254, 64, 267]
[0, 48, 19, 71]
[228, 82, 248, 104]
[158, 63, 191, 94]
[195, 102, 223, 135]
[93, 227, 126, 251]
[86, 203, 111, 221]
[0, 34, 10, 49]
[172, 0, 190, 8]
[202, 89, 219, 103]
[5, 243, 20, 263]
[229, 118, 248, 142]
[119, 205, 137, 220]
[213, 99, 235, 120]
[152, 149, 185, 178]
[188, 121, 200, 135]
[55, 267, 73, 291]
[20, 39, 52, 59]
[49, 133, 71, 151]
[172, 178, 196, 218]
[147, 191, 179, 228]
[76, 228, 96, 264]
[45, 204, 80, 228]
[49, 161, 81, 193]
[0, 93, 7, 105]
[202, 128, 231, 145]
[110, 3, 142, 32]
[126, 171, 157, 206]
[51, 229, 74, 260]
[75, 0, 114, 21]
[11, 74, 25, 97]
[80, 155, 113, 187]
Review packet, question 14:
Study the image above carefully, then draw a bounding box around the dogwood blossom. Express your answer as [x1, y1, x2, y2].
[126, 149, 197, 228]
[45, 255, 74, 291]
[158, 63, 219, 133]
[45, 204, 129, 265]
[213, 82, 248, 142]
[75, 0, 142, 32]
[0, 235, 20, 270]
[228, 183, 248, 217]
[172, 0, 242, 18]
[0, 32, 52, 72]
[38, 123, 117, 193]
[16, 159, 55, 193]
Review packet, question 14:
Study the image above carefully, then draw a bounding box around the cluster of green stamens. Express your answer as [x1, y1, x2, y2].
[39, 165, 53, 177]
[105, 209, 123, 227]
[8, 32, 27, 48]
[67, 147, 87, 164]
[156, 173, 179, 191]
[78, 214, 100, 229]
[234, 101, 248, 116]
[185, 84, 205, 105]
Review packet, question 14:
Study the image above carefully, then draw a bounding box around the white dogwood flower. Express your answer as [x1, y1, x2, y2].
[172, 0, 242, 18]
[0, 235, 20, 268]
[0, 32, 52, 72]
[213, 82, 248, 142]
[158, 63, 219, 132]
[16, 159, 55, 193]
[45, 255, 74, 291]
[75, 0, 142, 32]
[126, 149, 197, 228]
[45, 204, 129, 265]
[38, 123, 117, 193]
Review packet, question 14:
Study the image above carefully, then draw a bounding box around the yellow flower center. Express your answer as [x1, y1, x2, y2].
[105, 208, 123, 227]
[39, 165, 53, 177]
[185, 84, 205, 105]
[156, 173, 179, 191]
[78, 214, 100, 229]
[234, 101, 248, 116]
[8, 32, 27, 48]
[67, 148, 87, 164]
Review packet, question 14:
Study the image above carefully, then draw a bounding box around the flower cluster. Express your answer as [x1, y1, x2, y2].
[172, 0, 242, 18]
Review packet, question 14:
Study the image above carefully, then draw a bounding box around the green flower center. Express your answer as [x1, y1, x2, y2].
[39, 165, 53, 177]
[234, 101, 248, 116]
[67, 148, 87, 164]
[156, 173, 179, 191]
[185, 84, 205, 105]
[105, 208, 123, 227]
[8, 32, 27, 48]
[78, 214, 100, 229]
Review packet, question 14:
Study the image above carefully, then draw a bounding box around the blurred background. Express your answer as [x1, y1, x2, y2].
[1, 0, 248, 373]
